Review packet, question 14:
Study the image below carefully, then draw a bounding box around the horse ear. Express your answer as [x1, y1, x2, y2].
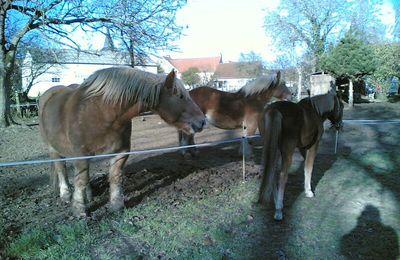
[164, 69, 176, 89]
[275, 71, 282, 86]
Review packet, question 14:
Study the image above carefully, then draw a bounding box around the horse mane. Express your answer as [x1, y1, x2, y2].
[81, 67, 186, 108]
[239, 75, 276, 97]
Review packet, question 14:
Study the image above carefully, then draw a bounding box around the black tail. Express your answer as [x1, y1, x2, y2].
[258, 109, 282, 204]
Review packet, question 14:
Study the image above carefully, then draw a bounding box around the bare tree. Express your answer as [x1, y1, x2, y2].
[264, 0, 351, 72]
[238, 51, 266, 76]
[0, 0, 186, 127]
[99, 0, 186, 67]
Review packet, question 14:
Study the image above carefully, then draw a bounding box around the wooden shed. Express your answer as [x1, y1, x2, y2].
[309, 72, 335, 96]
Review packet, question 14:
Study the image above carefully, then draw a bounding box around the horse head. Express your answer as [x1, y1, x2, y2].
[327, 91, 344, 130]
[156, 70, 206, 134]
[272, 71, 291, 100]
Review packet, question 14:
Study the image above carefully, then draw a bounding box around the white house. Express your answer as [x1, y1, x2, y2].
[162, 56, 222, 88]
[22, 48, 158, 98]
[212, 61, 264, 92]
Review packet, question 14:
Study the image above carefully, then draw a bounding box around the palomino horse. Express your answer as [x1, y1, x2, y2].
[258, 91, 343, 221]
[178, 71, 291, 158]
[39, 67, 205, 216]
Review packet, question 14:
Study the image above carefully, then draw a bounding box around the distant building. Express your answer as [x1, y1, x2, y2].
[212, 61, 264, 91]
[162, 55, 264, 91]
[22, 43, 157, 98]
[163, 56, 222, 86]
[309, 72, 336, 96]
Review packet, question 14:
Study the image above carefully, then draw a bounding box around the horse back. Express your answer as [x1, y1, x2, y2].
[268, 100, 323, 149]
[263, 101, 302, 138]
[189, 87, 221, 113]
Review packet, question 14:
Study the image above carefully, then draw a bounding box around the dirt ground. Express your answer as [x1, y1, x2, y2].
[1, 101, 400, 259]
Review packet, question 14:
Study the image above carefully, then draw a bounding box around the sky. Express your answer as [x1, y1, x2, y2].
[161, 0, 396, 62]
[83, 0, 396, 63]
[163, 0, 279, 62]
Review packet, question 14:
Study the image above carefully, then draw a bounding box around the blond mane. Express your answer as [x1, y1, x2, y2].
[82, 67, 187, 108]
[239, 75, 276, 97]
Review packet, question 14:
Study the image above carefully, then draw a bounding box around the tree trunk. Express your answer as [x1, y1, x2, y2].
[0, 56, 10, 127]
[0, 49, 17, 127]
[349, 78, 354, 108]
[297, 67, 302, 101]
[15, 91, 22, 117]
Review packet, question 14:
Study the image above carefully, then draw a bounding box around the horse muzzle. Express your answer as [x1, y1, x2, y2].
[331, 121, 343, 130]
[191, 118, 206, 133]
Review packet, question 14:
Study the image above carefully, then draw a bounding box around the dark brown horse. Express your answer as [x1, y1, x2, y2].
[178, 71, 291, 158]
[258, 91, 343, 221]
[39, 67, 205, 216]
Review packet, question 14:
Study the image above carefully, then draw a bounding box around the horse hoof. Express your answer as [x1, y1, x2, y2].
[109, 200, 125, 212]
[60, 191, 71, 203]
[86, 186, 93, 202]
[305, 191, 314, 198]
[72, 201, 88, 217]
[274, 210, 283, 221]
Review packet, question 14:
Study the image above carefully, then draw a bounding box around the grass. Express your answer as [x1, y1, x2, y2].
[6, 221, 95, 259]
[5, 179, 271, 259]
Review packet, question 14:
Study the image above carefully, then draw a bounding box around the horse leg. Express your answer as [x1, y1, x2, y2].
[304, 144, 319, 198]
[71, 159, 90, 217]
[109, 153, 128, 211]
[241, 124, 257, 158]
[274, 147, 294, 221]
[187, 133, 198, 157]
[49, 148, 71, 202]
[179, 130, 196, 159]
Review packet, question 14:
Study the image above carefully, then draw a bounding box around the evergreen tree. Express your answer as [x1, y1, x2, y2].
[319, 33, 376, 105]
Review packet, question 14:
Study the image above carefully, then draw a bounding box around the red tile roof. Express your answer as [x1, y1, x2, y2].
[165, 56, 222, 73]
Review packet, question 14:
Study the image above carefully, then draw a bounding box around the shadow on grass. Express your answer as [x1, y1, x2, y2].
[340, 204, 399, 259]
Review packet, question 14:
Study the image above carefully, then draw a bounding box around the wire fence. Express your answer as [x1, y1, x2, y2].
[1, 119, 399, 168]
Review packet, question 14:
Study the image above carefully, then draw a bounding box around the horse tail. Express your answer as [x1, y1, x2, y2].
[258, 108, 282, 204]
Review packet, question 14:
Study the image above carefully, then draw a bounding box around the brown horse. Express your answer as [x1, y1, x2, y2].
[258, 91, 343, 221]
[178, 71, 291, 158]
[39, 67, 205, 216]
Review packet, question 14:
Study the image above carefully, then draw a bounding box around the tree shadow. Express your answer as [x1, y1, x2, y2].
[340, 204, 399, 259]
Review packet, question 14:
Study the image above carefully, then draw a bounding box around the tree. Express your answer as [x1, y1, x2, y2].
[372, 43, 400, 94]
[100, 0, 186, 66]
[264, 0, 387, 72]
[238, 51, 265, 76]
[349, 0, 387, 43]
[181, 67, 201, 88]
[0, 0, 186, 127]
[393, 0, 400, 41]
[264, 0, 352, 72]
[319, 33, 377, 106]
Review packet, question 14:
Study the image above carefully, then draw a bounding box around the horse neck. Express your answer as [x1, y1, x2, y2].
[108, 100, 146, 124]
[243, 91, 273, 108]
[300, 96, 333, 120]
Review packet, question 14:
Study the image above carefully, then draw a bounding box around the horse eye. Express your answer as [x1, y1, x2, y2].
[180, 94, 184, 99]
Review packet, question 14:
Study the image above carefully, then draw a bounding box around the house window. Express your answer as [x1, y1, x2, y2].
[51, 77, 60, 83]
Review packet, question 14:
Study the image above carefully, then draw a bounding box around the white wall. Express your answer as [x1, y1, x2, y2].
[23, 63, 158, 98]
[216, 78, 252, 92]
